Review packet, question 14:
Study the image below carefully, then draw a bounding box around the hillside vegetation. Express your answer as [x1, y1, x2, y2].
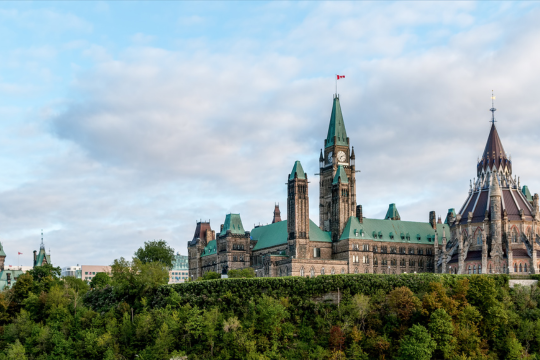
[3, 264, 540, 359]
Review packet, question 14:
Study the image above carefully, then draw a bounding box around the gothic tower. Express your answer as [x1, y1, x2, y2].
[319, 95, 356, 237]
[489, 172, 504, 273]
[288, 161, 310, 259]
[331, 166, 351, 241]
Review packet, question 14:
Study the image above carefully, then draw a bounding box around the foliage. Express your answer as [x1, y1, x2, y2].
[89, 272, 111, 290]
[133, 239, 175, 268]
[200, 271, 221, 281]
[228, 267, 256, 278]
[2, 270, 537, 359]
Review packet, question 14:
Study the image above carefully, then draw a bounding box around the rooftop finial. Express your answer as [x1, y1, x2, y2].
[490, 90, 497, 125]
[40, 229, 45, 250]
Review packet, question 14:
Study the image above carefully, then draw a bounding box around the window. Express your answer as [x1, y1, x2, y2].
[409, 248, 414, 254]
[331, 267, 335, 275]
[477, 232, 482, 245]
[93, 272, 96, 275]
[300, 267, 304, 277]
[354, 267, 358, 274]
[400, 259, 406, 266]
[419, 259, 424, 267]
[381, 246, 387, 253]
[310, 267, 315, 277]
[313, 248, 321, 258]
[512, 229, 518, 243]
[525, 263, 528, 273]
[473, 265, 476, 274]
[390, 247, 396, 254]
[468, 265, 471, 274]
[233, 244, 237, 250]
[374, 257, 378, 265]
[362, 256, 369, 264]
[427, 249, 432, 255]
[353, 244, 359, 251]
[341, 268, 345, 274]
[391, 259, 397, 266]
[373, 246, 378, 253]
[514, 263, 518, 273]
[85, 272, 88, 275]
[519, 264, 523, 273]
[363, 244, 369, 251]
[400, 247, 406, 254]
[233, 256, 237, 261]
[409, 259, 415, 267]
[418, 249, 423, 255]
[321, 267, 325, 275]
[382, 259, 388, 266]
[478, 265, 482, 274]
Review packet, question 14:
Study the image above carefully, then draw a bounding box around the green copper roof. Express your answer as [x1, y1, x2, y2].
[385, 203, 400, 220]
[34, 247, 51, 267]
[0, 269, 24, 291]
[250, 219, 331, 251]
[325, 96, 348, 148]
[340, 216, 449, 245]
[522, 186, 533, 202]
[219, 214, 245, 237]
[289, 161, 306, 180]
[0, 242, 6, 257]
[445, 208, 456, 224]
[200, 240, 217, 257]
[332, 165, 348, 185]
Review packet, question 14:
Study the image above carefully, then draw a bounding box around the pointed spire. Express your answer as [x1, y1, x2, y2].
[478, 93, 510, 176]
[289, 161, 306, 180]
[272, 204, 282, 223]
[319, 149, 324, 162]
[325, 95, 348, 148]
[490, 172, 501, 197]
[350, 146, 355, 159]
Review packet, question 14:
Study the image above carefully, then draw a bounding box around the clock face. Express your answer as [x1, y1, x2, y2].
[337, 151, 347, 163]
[327, 152, 333, 163]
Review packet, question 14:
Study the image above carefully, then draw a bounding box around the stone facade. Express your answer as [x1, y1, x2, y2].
[188, 94, 534, 279]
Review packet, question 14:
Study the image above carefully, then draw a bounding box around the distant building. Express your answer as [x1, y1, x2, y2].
[33, 233, 51, 267]
[61, 265, 82, 279]
[82, 265, 111, 282]
[169, 253, 189, 283]
[0, 242, 28, 290]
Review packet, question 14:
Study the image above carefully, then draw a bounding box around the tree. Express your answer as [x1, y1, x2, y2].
[200, 271, 220, 281]
[387, 286, 421, 323]
[396, 324, 436, 360]
[228, 268, 255, 278]
[5, 339, 27, 360]
[89, 272, 111, 289]
[27, 264, 61, 282]
[63, 276, 90, 294]
[134, 240, 175, 268]
[428, 308, 456, 359]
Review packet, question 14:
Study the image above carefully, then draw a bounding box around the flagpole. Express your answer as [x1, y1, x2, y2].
[335, 75, 337, 95]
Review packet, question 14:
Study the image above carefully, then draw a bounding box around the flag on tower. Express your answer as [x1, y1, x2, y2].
[18, 252, 22, 255]
[337, 75, 345, 79]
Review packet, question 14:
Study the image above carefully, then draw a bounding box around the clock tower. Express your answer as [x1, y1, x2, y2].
[319, 94, 357, 239]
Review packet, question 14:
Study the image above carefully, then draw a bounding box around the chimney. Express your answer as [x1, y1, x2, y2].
[220, 224, 224, 233]
[429, 211, 436, 230]
[356, 205, 363, 224]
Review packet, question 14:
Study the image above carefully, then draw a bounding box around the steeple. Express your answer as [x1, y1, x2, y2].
[477, 93, 511, 176]
[272, 204, 282, 223]
[289, 161, 306, 180]
[325, 95, 348, 148]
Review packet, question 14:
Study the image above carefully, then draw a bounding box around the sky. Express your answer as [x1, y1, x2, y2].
[2, 1, 540, 268]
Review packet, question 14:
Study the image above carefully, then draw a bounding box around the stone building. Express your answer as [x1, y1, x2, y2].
[188, 93, 535, 278]
[188, 94, 453, 279]
[441, 107, 540, 275]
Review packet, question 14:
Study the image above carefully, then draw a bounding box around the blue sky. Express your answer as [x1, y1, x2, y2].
[2, 1, 540, 268]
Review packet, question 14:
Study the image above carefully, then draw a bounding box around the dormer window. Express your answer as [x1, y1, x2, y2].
[417, 234, 421, 241]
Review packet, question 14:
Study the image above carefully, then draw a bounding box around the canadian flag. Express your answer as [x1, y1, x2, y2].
[337, 75, 345, 79]
[18, 252, 23, 255]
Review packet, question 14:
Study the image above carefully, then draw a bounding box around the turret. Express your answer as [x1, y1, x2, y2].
[288, 161, 310, 258]
[489, 172, 504, 273]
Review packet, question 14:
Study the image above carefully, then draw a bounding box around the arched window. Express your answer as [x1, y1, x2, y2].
[310, 267, 315, 277]
[364, 268, 369, 274]
[489, 264, 492, 274]
[331, 267, 335, 275]
[473, 265, 476, 274]
[512, 229, 518, 243]
[478, 265, 482, 274]
[300, 267, 304, 277]
[477, 232, 482, 245]
[524, 263, 528, 273]
[468, 265, 471, 274]
[341, 268, 345, 274]
[519, 264, 523, 273]
[514, 263, 517, 273]
[354, 267, 358, 274]
[321, 267, 325, 275]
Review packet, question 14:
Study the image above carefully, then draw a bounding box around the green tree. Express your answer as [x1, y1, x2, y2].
[27, 264, 61, 282]
[396, 324, 436, 360]
[63, 276, 90, 294]
[200, 271, 221, 281]
[428, 308, 456, 359]
[228, 268, 256, 278]
[5, 339, 27, 360]
[89, 272, 111, 289]
[134, 240, 175, 268]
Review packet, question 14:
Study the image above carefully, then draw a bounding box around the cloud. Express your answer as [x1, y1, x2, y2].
[3, 1, 540, 268]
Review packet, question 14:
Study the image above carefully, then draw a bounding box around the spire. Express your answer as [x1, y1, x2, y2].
[350, 146, 355, 159]
[272, 204, 282, 223]
[289, 161, 306, 180]
[319, 149, 324, 162]
[332, 165, 349, 185]
[40, 229, 45, 250]
[385, 203, 401, 220]
[325, 95, 348, 148]
[490, 172, 501, 197]
[478, 93, 510, 176]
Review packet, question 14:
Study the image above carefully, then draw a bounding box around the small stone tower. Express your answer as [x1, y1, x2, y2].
[287, 161, 310, 259]
[489, 172, 504, 273]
